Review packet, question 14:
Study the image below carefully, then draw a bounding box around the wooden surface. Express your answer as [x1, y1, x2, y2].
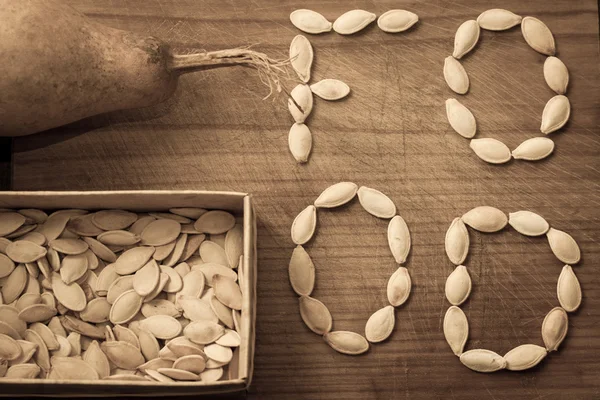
[8, 0, 600, 398]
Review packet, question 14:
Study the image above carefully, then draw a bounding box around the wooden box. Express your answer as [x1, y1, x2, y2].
[0, 190, 257, 397]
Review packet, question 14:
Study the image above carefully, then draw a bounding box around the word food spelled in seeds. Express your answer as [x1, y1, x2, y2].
[289, 182, 412, 355]
[287, 9, 417, 163]
[443, 10, 571, 164]
[0, 207, 246, 383]
[442, 207, 582, 372]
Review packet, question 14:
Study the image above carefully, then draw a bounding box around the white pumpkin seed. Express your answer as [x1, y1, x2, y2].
[46, 248, 60, 271]
[310, 79, 350, 101]
[477, 9, 522, 31]
[357, 186, 396, 219]
[290, 35, 312, 83]
[453, 20, 480, 59]
[364, 305, 394, 343]
[443, 306, 468, 356]
[333, 9, 376, 35]
[167, 337, 205, 358]
[377, 9, 418, 33]
[154, 242, 175, 261]
[288, 84, 313, 124]
[173, 354, 206, 374]
[11, 339, 38, 365]
[141, 219, 181, 246]
[160, 266, 184, 293]
[289, 9, 332, 34]
[194, 211, 236, 235]
[0, 213, 26, 236]
[521, 16, 555, 55]
[199, 367, 223, 382]
[95, 263, 119, 296]
[6, 363, 40, 379]
[140, 315, 182, 339]
[508, 210, 549, 236]
[547, 228, 580, 265]
[224, 226, 242, 269]
[18, 304, 57, 323]
[141, 299, 182, 318]
[170, 208, 207, 220]
[540, 95, 570, 134]
[445, 218, 469, 265]
[179, 270, 205, 299]
[387, 215, 411, 264]
[66, 214, 104, 237]
[204, 343, 232, 365]
[15, 293, 41, 312]
[50, 335, 71, 357]
[544, 56, 569, 94]
[314, 182, 358, 209]
[542, 307, 568, 351]
[38, 213, 71, 242]
[2, 265, 27, 304]
[179, 297, 217, 323]
[0, 333, 22, 360]
[461, 206, 507, 232]
[5, 240, 47, 263]
[80, 298, 111, 323]
[156, 367, 198, 381]
[213, 274, 242, 310]
[51, 272, 86, 312]
[469, 138, 511, 164]
[443, 56, 469, 94]
[60, 254, 88, 285]
[445, 265, 471, 306]
[48, 238, 88, 255]
[460, 349, 506, 372]
[113, 325, 141, 349]
[19, 232, 46, 246]
[504, 344, 547, 371]
[106, 275, 134, 304]
[138, 357, 174, 372]
[184, 320, 225, 345]
[23, 329, 50, 371]
[323, 331, 369, 355]
[288, 245, 315, 297]
[199, 240, 228, 266]
[92, 210, 137, 231]
[298, 296, 332, 335]
[143, 272, 169, 303]
[82, 340, 110, 379]
[210, 296, 234, 329]
[162, 233, 187, 268]
[291, 205, 317, 245]
[100, 341, 145, 370]
[110, 289, 143, 324]
[180, 233, 206, 263]
[60, 315, 105, 339]
[128, 216, 156, 236]
[512, 137, 555, 161]
[174, 261, 191, 278]
[195, 263, 236, 288]
[445, 98, 476, 139]
[288, 123, 312, 163]
[557, 265, 581, 312]
[18, 209, 48, 224]
[6, 224, 37, 239]
[66, 332, 81, 356]
[387, 267, 411, 307]
[0, 254, 15, 278]
[149, 212, 192, 224]
[97, 230, 140, 246]
[215, 329, 241, 347]
[132, 259, 160, 297]
[0, 238, 11, 254]
[82, 237, 116, 263]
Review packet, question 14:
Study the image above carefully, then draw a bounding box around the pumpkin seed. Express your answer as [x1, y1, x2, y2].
[24, 261, 39, 278]
[140, 315, 182, 339]
[386, 267, 411, 307]
[0, 238, 11, 254]
[521, 16, 555, 55]
[365, 305, 395, 343]
[179, 270, 206, 299]
[290, 9, 332, 34]
[127, 215, 155, 235]
[310, 79, 350, 101]
[557, 265, 581, 312]
[203, 344, 231, 365]
[173, 354, 206, 374]
[333, 9, 376, 35]
[149, 212, 192, 224]
[136, 328, 159, 361]
[80, 298, 111, 323]
[170, 208, 207, 220]
[194, 264, 235, 289]
[377, 9, 418, 33]
[159, 266, 183, 293]
[298, 296, 332, 335]
[162, 233, 187, 268]
[24, 274, 41, 295]
[51, 335, 71, 357]
[48, 238, 88, 255]
[50, 356, 98, 380]
[199, 241, 228, 266]
[6, 224, 37, 239]
[224, 226, 242, 269]
[0, 333, 22, 360]
[140, 219, 181, 246]
[512, 137, 555, 161]
[541, 95, 570, 134]
[97, 230, 140, 246]
[547, 228, 580, 264]
[144, 368, 174, 382]
[288, 123, 312, 163]
[23, 329, 50, 371]
[508, 211, 549, 236]
[205, 357, 226, 369]
[290, 35, 312, 83]
[0, 254, 15, 278]
[19, 232, 46, 246]
[460, 349, 506, 372]
[15, 293, 41, 312]
[443, 56, 469, 94]
[141, 299, 182, 318]
[445, 218, 469, 265]
[314, 182, 358, 209]
[66, 332, 81, 356]
[184, 320, 225, 345]
[470, 138, 511, 164]
[180, 233, 206, 263]
[542, 307, 568, 351]
[288, 84, 313, 124]
[213, 274, 242, 310]
[133, 260, 160, 297]
[92, 210, 137, 231]
[96, 263, 119, 296]
[155, 367, 197, 381]
[153, 241, 175, 261]
[215, 329, 241, 347]
[0, 321, 20, 340]
[60, 254, 88, 285]
[158, 344, 178, 361]
[323, 331, 369, 355]
[194, 211, 236, 235]
[357, 186, 396, 219]
[18, 209, 48, 224]
[6, 363, 40, 379]
[461, 206, 507, 232]
[106, 275, 135, 304]
[445, 265, 471, 306]
[138, 357, 174, 372]
[38, 213, 71, 242]
[167, 336, 205, 358]
[18, 304, 57, 323]
[0, 213, 26, 236]
[37, 256, 52, 280]
[10, 339, 38, 365]
[387, 215, 411, 264]
[66, 214, 104, 237]
[443, 306, 468, 356]
[5, 240, 47, 263]
[82, 237, 116, 263]
[2, 265, 27, 304]
[445, 98, 476, 139]
[110, 289, 143, 324]
[543, 56, 569, 94]
[291, 205, 317, 245]
[51, 273, 86, 311]
[46, 248, 60, 271]
[48, 316, 66, 337]
[199, 367, 223, 382]
[503, 344, 547, 371]
[82, 340, 110, 378]
[61, 315, 105, 339]
[113, 325, 141, 349]
[179, 297, 218, 323]
[101, 341, 145, 370]
[453, 20, 480, 59]
[288, 246, 315, 297]
[477, 9, 522, 31]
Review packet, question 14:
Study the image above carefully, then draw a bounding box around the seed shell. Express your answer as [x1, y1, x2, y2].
[100, 341, 145, 370]
[194, 211, 236, 235]
[173, 354, 206, 374]
[333, 9, 376, 35]
[291, 205, 317, 245]
[364, 305, 395, 343]
[323, 331, 369, 355]
[109, 289, 143, 324]
[470, 138, 511, 164]
[386, 267, 411, 307]
[445, 218, 469, 265]
[199, 240, 228, 267]
[92, 210, 137, 231]
[544, 56, 569, 95]
[546, 228, 580, 265]
[357, 186, 396, 219]
[387, 215, 411, 264]
[51, 272, 86, 312]
[133, 259, 160, 297]
[503, 344, 547, 371]
[288, 123, 312, 163]
[289, 9, 332, 34]
[443, 306, 468, 356]
[224, 226, 242, 268]
[521, 16, 555, 55]
[0, 213, 26, 236]
[461, 206, 507, 232]
[0, 254, 15, 278]
[443, 56, 469, 94]
[445, 98, 476, 139]
[141, 219, 181, 246]
[298, 296, 332, 335]
[97, 230, 140, 246]
[541, 95, 570, 134]
[314, 182, 358, 209]
[477, 9, 522, 31]
[377, 9, 418, 33]
[445, 265, 471, 306]
[5, 241, 47, 263]
[290, 35, 313, 83]
[460, 349, 506, 372]
[184, 320, 225, 345]
[140, 315, 182, 339]
[557, 265, 581, 312]
[508, 211, 549, 236]
[310, 79, 350, 101]
[82, 237, 116, 263]
[542, 307, 568, 351]
[195, 263, 236, 287]
[288, 84, 313, 124]
[512, 137, 555, 161]
[453, 20, 480, 59]
[2, 265, 27, 304]
[288, 245, 315, 296]
[82, 340, 110, 379]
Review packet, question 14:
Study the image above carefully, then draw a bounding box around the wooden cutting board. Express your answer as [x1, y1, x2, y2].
[10, 0, 600, 398]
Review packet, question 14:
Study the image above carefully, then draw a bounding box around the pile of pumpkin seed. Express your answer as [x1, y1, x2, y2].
[444, 9, 571, 164]
[443, 206, 582, 372]
[289, 182, 411, 355]
[288, 9, 419, 163]
[0, 208, 244, 382]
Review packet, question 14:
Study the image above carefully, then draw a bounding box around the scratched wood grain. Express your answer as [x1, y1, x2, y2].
[10, 0, 600, 399]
